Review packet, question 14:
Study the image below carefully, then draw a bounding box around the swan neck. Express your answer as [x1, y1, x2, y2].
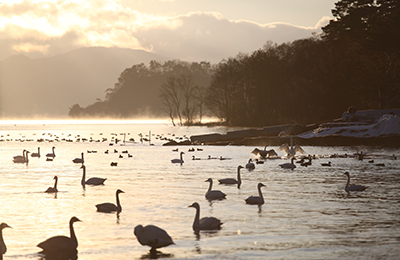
[69, 221, 78, 248]
[54, 178, 58, 189]
[207, 180, 212, 192]
[81, 167, 86, 185]
[258, 186, 264, 202]
[237, 168, 241, 182]
[345, 174, 350, 190]
[116, 192, 122, 212]
[193, 206, 200, 229]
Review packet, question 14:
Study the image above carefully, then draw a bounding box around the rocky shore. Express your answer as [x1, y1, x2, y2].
[185, 109, 400, 147]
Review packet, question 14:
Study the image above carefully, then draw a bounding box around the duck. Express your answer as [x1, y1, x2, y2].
[110, 162, 118, 166]
[245, 159, 255, 170]
[375, 163, 385, 167]
[245, 183, 266, 205]
[188, 202, 222, 231]
[344, 172, 367, 193]
[1, 223, 11, 258]
[96, 189, 124, 213]
[46, 146, 56, 158]
[45, 176, 58, 193]
[171, 152, 184, 164]
[321, 161, 331, 167]
[218, 165, 243, 188]
[72, 152, 84, 164]
[80, 165, 106, 187]
[192, 156, 201, 160]
[31, 147, 40, 158]
[205, 178, 226, 200]
[279, 157, 296, 170]
[37, 217, 81, 256]
[134, 225, 174, 252]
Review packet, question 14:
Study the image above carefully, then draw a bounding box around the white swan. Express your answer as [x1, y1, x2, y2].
[171, 152, 184, 164]
[218, 165, 243, 187]
[1, 222, 11, 258]
[45, 176, 58, 193]
[96, 189, 124, 213]
[72, 152, 84, 164]
[188, 202, 222, 231]
[31, 147, 40, 158]
[205, 178, 226, 200]
[279, 157, 296, 170]
[344, 172, 367, 193]
[46, 146, 56, 158]
[245, 183, 266, 205]
[37, 217, 81, 255]
[245, 159, 255, 170]
[13, 150, 29, 163]
[81, 165, 106, 187]
[134, 225, 174, 252]
[278, 136, 305, 158]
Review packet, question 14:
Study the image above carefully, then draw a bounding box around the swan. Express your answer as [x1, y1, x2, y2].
[344, 172, 367, 193]
[80, 165, 106, 187]
[37, 217, 81, 255]
[72, 153, 84, 164]
[252, 145, 278, 158]
[188, 202, 223, 231]
[134, 225, 174, 252]
[96, 189, 124, 213]
[279, 157, 296, 170]
[218, 165, 243, 187]
[245, 183, 266, 205]
[46, 146, 56, 158]
[321, 161, 331, 166]
[245, 159, 255, 170]
[205, 178, 226, 200]
[1, 223, 11, 258]
[13, 151, 29, 163]
[278, 136, 305, 158]
[13, 149, 26, 161]
[171, 152, 184, 164]
[31, 147, 40, 158]
[45, 176, 58, 193]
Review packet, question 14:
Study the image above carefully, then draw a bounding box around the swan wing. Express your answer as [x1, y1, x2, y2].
[294, 145, 305, 154]
[278, 144, 289, 153]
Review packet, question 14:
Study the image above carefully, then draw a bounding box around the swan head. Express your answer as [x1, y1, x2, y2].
[180, 152, 185, 155]
[258, 183, 266, 188]
[116, 189, 125, 195]
[80, 165, 86, 169]
[344, 171, 350, 177]
[70, 216, 81, 224]
[205, 178, 213, 183]
[238, 165, 244, 170]
[188, 202, 200, 209]
[0, 223, 11, 230]
[53, 175, 58, 180]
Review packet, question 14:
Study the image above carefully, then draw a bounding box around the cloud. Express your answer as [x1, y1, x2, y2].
[0, 1, 328, 62]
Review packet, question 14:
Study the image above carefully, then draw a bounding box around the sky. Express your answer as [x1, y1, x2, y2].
[0, 0, 338, 62]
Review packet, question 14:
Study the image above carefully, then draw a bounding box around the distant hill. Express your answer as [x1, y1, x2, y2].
[0, 47, 169, 118]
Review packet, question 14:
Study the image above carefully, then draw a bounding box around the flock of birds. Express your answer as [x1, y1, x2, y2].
[2, 134, 396, 259]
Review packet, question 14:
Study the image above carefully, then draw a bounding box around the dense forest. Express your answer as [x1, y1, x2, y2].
[69, 0, 400, 127]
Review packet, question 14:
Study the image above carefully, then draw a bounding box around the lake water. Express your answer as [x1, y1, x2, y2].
[1, 120, 399, 260]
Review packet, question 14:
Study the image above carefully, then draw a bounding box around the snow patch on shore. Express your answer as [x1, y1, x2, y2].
[299, 114, 400, 139]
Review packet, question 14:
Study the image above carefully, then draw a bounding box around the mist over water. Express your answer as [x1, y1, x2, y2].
[1, 120, 399, 259]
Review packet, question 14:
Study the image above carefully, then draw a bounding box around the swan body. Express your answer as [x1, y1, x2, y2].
[1, 223, 11, 257]
[80, 165, 106, 186]
[31, 147, 40, 158]
[171, 152, 184, 164]
[134, 225, 174, 252]
[245, 183, 266, 205]
[45, 176, 58, 193]
[205, 178, 226, 200]
[46, 146, 56, 158]
[37, 217, 81, 255]
[72, 153, 84, 164]
[279, 157, 296, 170]
[188, 202, 222, 231]
[96, 189, 124, 213]
[218, 165, 243, 187]
[245, 159, 255, 170]
[344, 172, 367, 193]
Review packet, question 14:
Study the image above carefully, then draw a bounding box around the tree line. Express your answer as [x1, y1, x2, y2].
[70, 0, 399, 126]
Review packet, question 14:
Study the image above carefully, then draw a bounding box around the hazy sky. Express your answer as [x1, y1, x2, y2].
[0, 0, 337, 62]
